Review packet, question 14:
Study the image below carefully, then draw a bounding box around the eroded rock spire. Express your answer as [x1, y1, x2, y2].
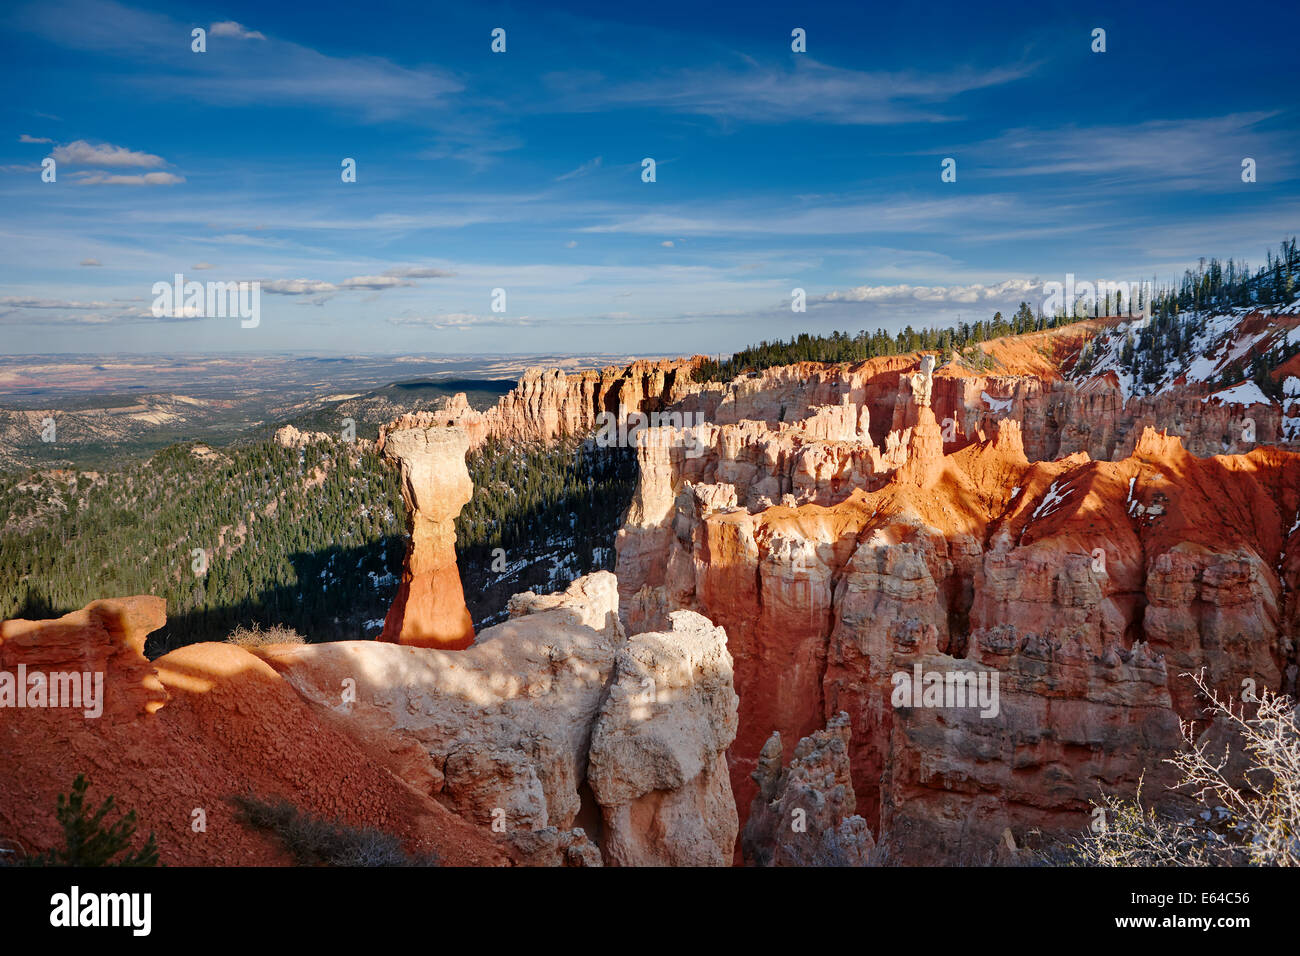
[377, 421, 476, 649]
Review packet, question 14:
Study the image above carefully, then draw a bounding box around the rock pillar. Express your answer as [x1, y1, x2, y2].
[378, 423, 476, 649]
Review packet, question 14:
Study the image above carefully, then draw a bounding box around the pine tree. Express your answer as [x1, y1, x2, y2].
[28, 775, 159, 867]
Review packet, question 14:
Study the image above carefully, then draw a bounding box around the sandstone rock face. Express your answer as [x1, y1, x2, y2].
[0, 596, 169, 720]
[507, 826, 603, 867]
[385, 358, 704, 453]
[507, 573, 625, 642]
[2, 578, 744, 867]
[256, 574, 743, 868]
[376, 421, 475, 649]
[615, 334, 1300, 862]
[658, 314, 1300, 471]
[273, 424, 373, 450]
[588, 610, 739, 866]
[0, 598, 511, 867]
[15, 315, 1300, 868]
[743, 712, 876, 866]
[256, 574, 624, 834]
[254, 572, 740, 865]
[484, 360, 696, 445]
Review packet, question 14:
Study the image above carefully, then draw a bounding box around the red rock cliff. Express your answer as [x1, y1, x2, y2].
[615, 338, 1300, 862]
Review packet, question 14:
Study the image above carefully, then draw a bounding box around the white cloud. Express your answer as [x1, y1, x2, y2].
[209, 21, 265, 40]
[0, 296, 121, 308]
[19, 134, 52, 144]
[79, 258, 102, 266]
[382, 265, 457, 278]
[260, 273, 421, 295]
[341, 275, 416, 290]
[816, 278, 1042, 306]
[192, 262, 215, 270]
[71, 171, 184, 186]
[52, 140, 166, 168]
[261, 278, 336, 295]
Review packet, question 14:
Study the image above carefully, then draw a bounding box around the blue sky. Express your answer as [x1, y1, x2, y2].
[1, 0, 1297, 356]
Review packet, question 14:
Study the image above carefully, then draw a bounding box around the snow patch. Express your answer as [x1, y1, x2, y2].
[1030, 480, 1072, 522]
[981, 391, 1013, 413]
[1202, 381, 1270, 407]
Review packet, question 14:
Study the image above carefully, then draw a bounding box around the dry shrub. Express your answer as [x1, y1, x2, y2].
[230, 792, 437, 867]
[1058, 670, 1299, 866]
[225, 623, 306, 648]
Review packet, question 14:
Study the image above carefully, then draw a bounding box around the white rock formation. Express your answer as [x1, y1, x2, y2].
[588, 610, 740, 866]
[254, 573, 741, 865]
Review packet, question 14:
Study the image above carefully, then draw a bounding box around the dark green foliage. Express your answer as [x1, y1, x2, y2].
[1154, 239, 1299, 315]
[696, 238, 1299, 384]
[459, 438, 637, 624]
[27, 774, 158, 867]
[0, 432, 636, 651]
[230, 792, 436, 866]
[0, 439, 404, 650]
[695, 301, 1062, 382]
[1095, 239, 1300, 392]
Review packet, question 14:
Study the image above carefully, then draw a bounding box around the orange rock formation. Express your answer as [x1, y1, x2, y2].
[383, 357, 703, 452]
[615, 340, 1300, 861]
[0, 602, 510, 866]
[10, 314, 1300, 866]
[376, 421, 476, 649]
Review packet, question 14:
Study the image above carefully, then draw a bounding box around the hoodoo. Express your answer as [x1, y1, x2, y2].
[376, 420, 476, 649]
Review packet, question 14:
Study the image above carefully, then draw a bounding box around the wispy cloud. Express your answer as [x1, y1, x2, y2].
[260, 270, 434, 294]
[387, 313, 538, 330]
[71, 171, 184, 186]
[0, 296, 123, 308]
[556, 156, 603, 181]
[383, 265, 457, 278]
[542, 57, 1037, 125]
[960, 112, 1296, 188]
[816, 278, 1042, 306]
[580, 194, 1039, 237]
[416, 133, 523, 169]
[261, 279, 336, 295]
[340, 275, 415, 290]
[14, 0, 464, 122]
